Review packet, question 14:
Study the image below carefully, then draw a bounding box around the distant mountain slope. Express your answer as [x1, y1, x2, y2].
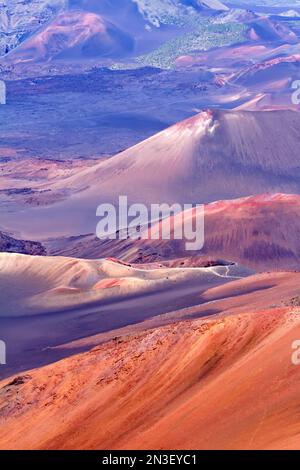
[217, 9, 298, 43]
[6, 10, 135, 63]
[71, 0, 228, 28]
[0, 0, 66, 57]
[1, 109, 300, 239]
[247, 15, 298, 43]
[2, 0, 231, 63]
[232, 54, 300, 87]
[56, 109, 300, 207]
[47, 194, 300, 271]
[1, 0, 296, 63]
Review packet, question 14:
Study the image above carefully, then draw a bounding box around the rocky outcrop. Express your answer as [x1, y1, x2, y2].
[0, 232, 46, 256]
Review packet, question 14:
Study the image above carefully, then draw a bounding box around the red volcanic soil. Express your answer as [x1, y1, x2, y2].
[247, 16, 298, 44]
[137, 193, 300, 271]
[0, 305, 300, 450]
[105, 257, 131, 266]
[7, 10, 134, 63]
[175, 44, 271, 68]
[49, 194, 300, 271]
[93, 278, 124, 289]
[202, 194, 300, 270]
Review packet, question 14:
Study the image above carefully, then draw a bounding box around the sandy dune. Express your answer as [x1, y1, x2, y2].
[0, 253, 245, 317]
[0, 251, 253, 377]
[1, 251, 300, 384]
[0, 305, 300, 450]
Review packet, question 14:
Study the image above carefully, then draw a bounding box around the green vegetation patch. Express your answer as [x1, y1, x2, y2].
[136, 20, 247, 69]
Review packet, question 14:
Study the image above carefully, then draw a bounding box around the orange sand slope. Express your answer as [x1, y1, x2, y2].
[0, 306, 300, 450]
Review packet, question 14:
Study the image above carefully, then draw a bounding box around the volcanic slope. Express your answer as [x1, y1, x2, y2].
[0, 304, 300, 449]
[50, 194, 300, 271]
[6, 10, 134, 63]
[2, 109, 299, 240]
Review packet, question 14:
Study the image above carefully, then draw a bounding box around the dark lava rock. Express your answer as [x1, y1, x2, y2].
[0, 232, 46, 256]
